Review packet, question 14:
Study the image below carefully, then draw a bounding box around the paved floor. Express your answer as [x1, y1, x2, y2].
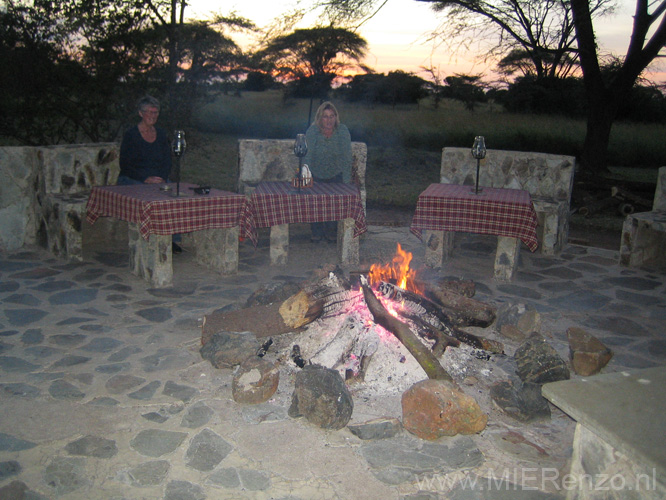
[1, 222, 665, 499]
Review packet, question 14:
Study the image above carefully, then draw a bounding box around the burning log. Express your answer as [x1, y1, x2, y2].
[360, 276, 453, 382]
[377, 282, 503, 353]
[430, 278, 476, 298]
[401, 312, 461, 357]
[421, 282, 496, 327]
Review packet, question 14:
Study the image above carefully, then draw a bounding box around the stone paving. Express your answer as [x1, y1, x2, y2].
[1, 222, 665, 499]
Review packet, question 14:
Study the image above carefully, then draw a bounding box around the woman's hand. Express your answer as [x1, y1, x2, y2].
[144, 176, 164, 184]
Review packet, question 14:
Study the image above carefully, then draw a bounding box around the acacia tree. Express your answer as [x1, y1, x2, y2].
[257, 26, 369, 98]
[415, 0, 612, 80]
[571, 0, 666, 174]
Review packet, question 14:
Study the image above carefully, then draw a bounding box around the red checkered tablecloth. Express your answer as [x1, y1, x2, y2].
[86, 183, 248, 240]
[410, 183, 539, 252]
[240, 181, 367, 246]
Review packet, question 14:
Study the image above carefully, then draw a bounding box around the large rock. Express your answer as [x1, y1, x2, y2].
[232, 356, 279, 404]
[566, 326, 613, 376]
[489, 379, 551, 422]
[288, 364, 353, 430]
[514, 333, 570, 384]
[401, 379, 487, 440]
[200, 331, 260, 369]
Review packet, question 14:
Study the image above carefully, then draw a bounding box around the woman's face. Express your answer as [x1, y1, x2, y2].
[320, 109, 337, 134]
[139, 106, 159, 126]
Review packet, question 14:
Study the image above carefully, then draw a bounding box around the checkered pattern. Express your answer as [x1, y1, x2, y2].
[86, 183, 248, 240]
[239, 181, 367, 246]
[410, 183, 539, 252]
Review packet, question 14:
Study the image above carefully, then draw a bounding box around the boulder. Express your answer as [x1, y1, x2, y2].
[232, 356, 280, 404]
[288, 364, 353, 430]
[566, 327, 613, 376]
[401, 379, 487, 440]
[514, 333, 570, 384]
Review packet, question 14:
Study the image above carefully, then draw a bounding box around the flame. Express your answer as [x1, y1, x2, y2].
[368, 243, 421, 294]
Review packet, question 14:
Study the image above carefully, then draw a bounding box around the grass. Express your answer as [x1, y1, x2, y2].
[184, 90, 664, 213]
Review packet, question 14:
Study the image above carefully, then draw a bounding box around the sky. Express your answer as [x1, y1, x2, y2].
[188, 0, 666, 84]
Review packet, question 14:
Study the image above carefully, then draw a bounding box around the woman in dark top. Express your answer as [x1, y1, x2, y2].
[118, 95, 172, 185]
[118, 96, 181, 252]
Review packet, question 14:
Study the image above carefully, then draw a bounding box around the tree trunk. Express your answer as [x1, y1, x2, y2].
[579, 95, 617, 176]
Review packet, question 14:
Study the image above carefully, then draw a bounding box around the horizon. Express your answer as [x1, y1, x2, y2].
[189, 0, 666, 85]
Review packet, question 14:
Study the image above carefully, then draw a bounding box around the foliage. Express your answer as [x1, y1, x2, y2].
[0, 0, 251, 145]
[243, 71, 279, 92]
[440, 75, 487, 110]
[256, 26, 369, 97]
[342, 71, 429, 105]
[500, 76, 586, 117]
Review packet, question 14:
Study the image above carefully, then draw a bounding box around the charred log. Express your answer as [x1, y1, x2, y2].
[360, 276, 453, 381]
[421, 283, 496, 327]
[378, 281, 496, 329]
[378, 281, 503, 354]
[400, 312, 461, 357]
[418, 278, 476, 298]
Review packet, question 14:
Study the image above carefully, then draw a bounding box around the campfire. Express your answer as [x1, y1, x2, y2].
[201, 244, 502, 398]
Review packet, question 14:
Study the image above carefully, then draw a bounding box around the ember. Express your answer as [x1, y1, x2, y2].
[368, 243, 422, 294]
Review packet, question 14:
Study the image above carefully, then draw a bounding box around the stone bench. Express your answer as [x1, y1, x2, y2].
[543, 367, 666, 499]
[237, 139, 367, 266]
[619, 166, 666, 269]
[38, 143, 121, 261]
[440, 148, 575, 255]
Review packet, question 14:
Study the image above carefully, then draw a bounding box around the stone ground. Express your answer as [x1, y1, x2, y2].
[1, 214, 665, 500]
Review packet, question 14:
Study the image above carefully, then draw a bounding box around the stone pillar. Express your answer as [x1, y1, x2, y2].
[270, 223, 289, 266]
[337, 218, 359, 266]
[192, 227, 239, 274]
[566, 424, 665, 500]
[424, 230, 454, 268]
[128, 223, 172, 287]
[494, 236, 520, 281]
[619, 215, 666, 268]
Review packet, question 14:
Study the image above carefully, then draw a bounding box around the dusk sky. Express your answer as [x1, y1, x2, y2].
[189, 0, 666, 84]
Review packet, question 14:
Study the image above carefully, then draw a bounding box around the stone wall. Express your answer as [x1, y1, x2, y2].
[0, 143, 119, 253]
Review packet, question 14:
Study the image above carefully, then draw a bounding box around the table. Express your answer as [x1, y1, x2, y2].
[239, 181, 367, 266]
[410, 183, 539, 280]
[86, 182, 248, 287]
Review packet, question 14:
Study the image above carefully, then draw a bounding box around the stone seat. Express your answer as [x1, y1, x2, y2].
[237, 139, 367, 266]
[619, 166, 666, 269]
[38, 143, 120, 261]
[440, 148, 576, 255]
[543, 367, 666, 499]
[237, 139, 367, 210]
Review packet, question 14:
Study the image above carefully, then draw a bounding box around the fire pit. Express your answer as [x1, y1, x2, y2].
[201, 244, 507, 406]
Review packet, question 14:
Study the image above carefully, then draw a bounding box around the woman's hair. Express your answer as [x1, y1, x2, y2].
[137, 95, 160, 112]
[314, 101, 340, 129]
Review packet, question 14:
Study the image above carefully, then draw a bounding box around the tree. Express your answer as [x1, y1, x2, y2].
[415, 0, 611, 80]
[345, 71, 428, 104]
[570, 0, 666, 174]
[257, 26, 369, 98]
[0, 0, 252, 144]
